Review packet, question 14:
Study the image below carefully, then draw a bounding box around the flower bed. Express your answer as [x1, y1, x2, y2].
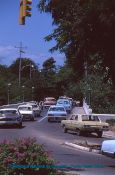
[0, 137, 64, 175]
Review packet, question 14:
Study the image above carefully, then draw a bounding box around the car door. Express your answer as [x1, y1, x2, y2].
[70, 115, 79, 131]
[67, 114, 77, 130]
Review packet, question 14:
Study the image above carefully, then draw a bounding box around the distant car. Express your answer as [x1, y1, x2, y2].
[61, 114, 109, 137]
[101, 140, 115, 158]
[56, 99, 72, 113]
[43, 97, 56, 109]
[0, 108, 22, 128]
[26, 103, 41, 117]
[47, 105, 67, 122]
[18, 105, 35, 121]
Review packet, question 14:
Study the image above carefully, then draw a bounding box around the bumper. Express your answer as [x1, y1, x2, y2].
[0, 121, 21, 125]
[48, 116, 67, 122]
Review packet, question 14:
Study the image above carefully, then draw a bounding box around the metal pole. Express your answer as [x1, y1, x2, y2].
[30, 63, 31, 80]
[7, 83, 11, 104]
[22, 85, 25, 102]
[15, 42, 27, 86]
[32, 86, 34, 100]
[8, 89, 10, 105]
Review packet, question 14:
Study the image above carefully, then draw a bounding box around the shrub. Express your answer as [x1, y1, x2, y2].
[0, 137, 63, 175]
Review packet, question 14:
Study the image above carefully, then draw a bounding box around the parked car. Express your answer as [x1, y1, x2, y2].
[56, 99, 72, 113]
[101, 140, 115, 158]
[61, 114, 109, 137]
[47, 105, 67, 122]
[43, 97, 56, 109]
[0, 108, 22, 128]
[26, 103, 41, 117]
[18, 105, 35, 121]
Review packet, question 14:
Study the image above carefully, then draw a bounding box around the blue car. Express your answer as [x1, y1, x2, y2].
[56, 99, 72, 113]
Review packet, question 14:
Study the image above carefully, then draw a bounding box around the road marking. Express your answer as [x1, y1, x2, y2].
[38, 116, 47, 122]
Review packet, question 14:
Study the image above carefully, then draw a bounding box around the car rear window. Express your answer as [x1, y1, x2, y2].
[49, 107, 65, 111]
[18, 107, 32, 111]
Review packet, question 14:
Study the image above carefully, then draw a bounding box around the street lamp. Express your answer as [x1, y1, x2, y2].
[31, 86, 35, 101]
[7, 83, 11, 105]
[88, 87, 91, 107]
[22, 85, 25, 102]
[19, 63, 34, 86]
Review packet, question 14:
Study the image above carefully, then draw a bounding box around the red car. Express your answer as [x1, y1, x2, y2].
[43, 97, 56, 109]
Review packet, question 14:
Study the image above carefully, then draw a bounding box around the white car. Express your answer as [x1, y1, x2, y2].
[26, 103, 41, 117]
[18, 105, 35, 121]
[101, 140, 115, 158]
[0, 108, 22, 128]
[47, 105, 67, 122]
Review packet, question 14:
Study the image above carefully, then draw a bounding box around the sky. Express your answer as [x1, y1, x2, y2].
[0, 0, 65, 67]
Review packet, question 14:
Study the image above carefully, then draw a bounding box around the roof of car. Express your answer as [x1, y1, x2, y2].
[18, 105, 32, 108]
[49, 105, 65, 108]
[0, 108, 17, 111]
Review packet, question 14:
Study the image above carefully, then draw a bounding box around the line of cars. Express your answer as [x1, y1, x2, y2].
[0, 101, 42, 128]
[44, 98, 115, 158]
[45, 96, 74, 122]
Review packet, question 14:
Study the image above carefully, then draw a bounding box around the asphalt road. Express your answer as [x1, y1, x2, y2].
[0, 107, 115, 175]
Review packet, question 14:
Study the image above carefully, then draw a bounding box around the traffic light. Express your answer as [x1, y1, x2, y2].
[19, 0, 25, 25]
[19, 0, 32, 25]
[23, 0, 32, 17]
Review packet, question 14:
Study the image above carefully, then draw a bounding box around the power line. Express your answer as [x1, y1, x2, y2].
[15, 42, 27, 86]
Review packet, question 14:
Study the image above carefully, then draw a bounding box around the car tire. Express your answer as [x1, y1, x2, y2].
[76, 129, 81, 136]
[30, 117, 34, 121]
[48, 118, 51, 122]
[63, 125, 68, 133]
[18, 122, 22, 128]
[97, 131, 103, 138]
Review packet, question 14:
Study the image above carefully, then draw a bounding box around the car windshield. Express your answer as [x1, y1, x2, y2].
[0, 110, 17, 117]
[18, 107, 32, 111]
[49, 107, 65, 112]
[82, 115, 99, 121]
[0, 110, 17, 114]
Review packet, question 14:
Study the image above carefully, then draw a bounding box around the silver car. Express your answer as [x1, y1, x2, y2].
[0, 108, 22, 128]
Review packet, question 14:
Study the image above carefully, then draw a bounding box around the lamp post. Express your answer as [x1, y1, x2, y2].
[88, 87, 91, 107]
[22, 85, 25, 102]
[31, 86, 35, 101]
[7, 83, 11, 105]
[20, 63, 34, 81]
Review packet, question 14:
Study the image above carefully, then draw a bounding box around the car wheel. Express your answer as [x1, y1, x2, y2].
[18, 122, 22, 128]
[48, 118, 51, 122]
[97, 131, 103, 138]
[63, 125, 68, 133]
[76, 129, 81, 136]
[30, 117, 34, 121]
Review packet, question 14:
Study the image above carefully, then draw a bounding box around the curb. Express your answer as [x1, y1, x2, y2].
[65, 142, 100, 154]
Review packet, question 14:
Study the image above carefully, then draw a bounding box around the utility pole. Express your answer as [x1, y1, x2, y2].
[15, 42, 27, 87]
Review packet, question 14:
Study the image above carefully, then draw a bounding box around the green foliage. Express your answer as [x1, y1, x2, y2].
[38, 0, 115, 85]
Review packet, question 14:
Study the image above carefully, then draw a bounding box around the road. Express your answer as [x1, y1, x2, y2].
[0, 108, 115, 175]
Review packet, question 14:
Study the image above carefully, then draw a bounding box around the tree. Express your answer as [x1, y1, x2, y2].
[38, 0, 115, 86]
